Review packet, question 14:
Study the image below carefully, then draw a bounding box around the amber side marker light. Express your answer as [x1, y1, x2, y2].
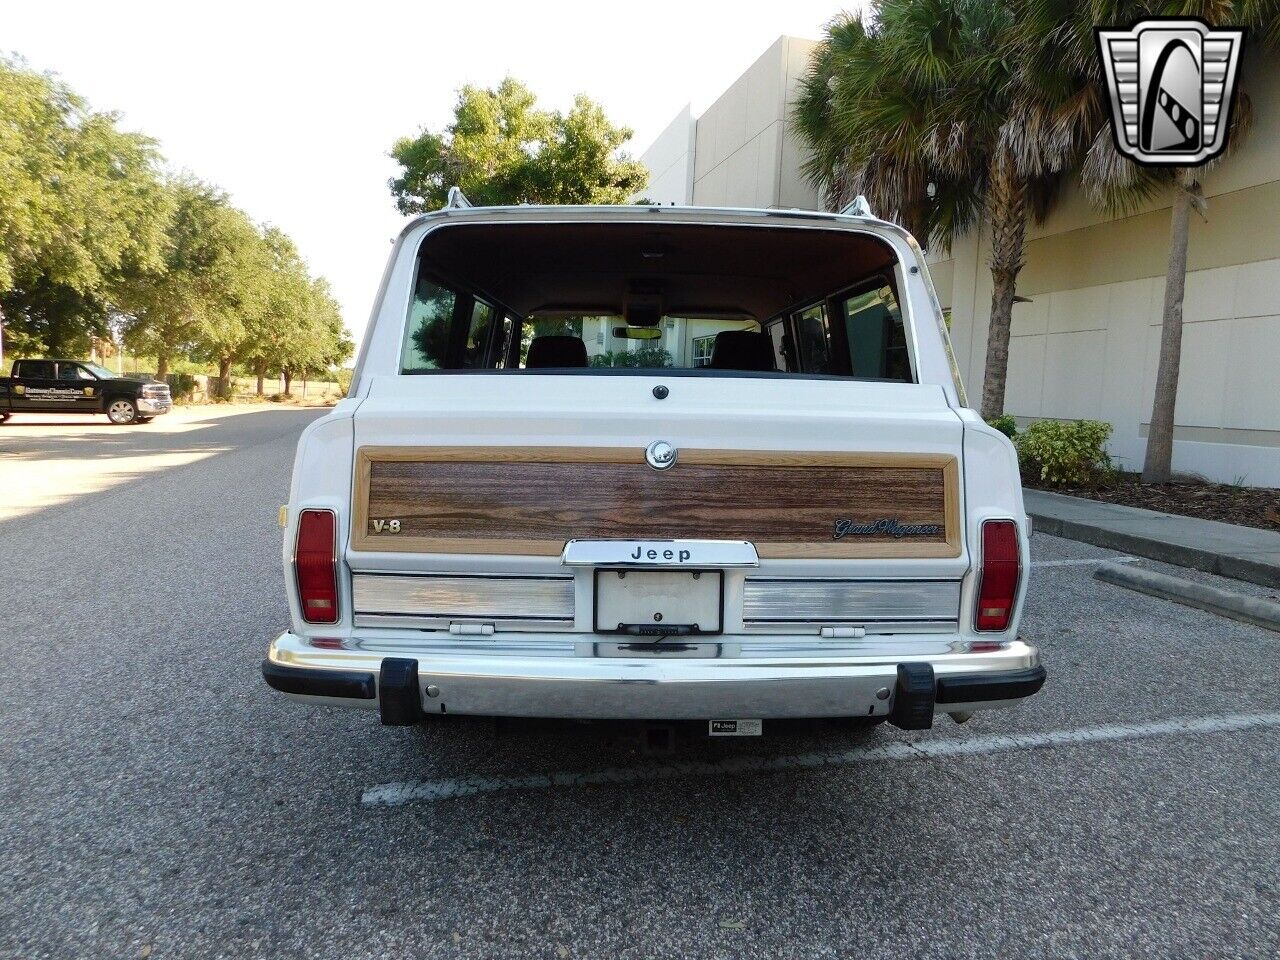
[976, 519, 1020, 631]
[296, 509, 338, 624]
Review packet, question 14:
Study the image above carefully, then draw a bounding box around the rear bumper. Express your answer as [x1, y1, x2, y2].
[263, 631, 1043, 723]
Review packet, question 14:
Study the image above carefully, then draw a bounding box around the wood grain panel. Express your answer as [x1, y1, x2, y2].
[353, 447, 960, 558]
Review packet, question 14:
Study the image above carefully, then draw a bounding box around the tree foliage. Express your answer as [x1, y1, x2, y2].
[389, 77, 648, 213]
[794, 0, 1092, 420]
[0, 56, 172, 356]
[0, 57, 351, 384]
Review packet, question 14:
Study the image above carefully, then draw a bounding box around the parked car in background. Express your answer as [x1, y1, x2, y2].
[263, 198, 1043, 738]
[0, 359, 172, 425]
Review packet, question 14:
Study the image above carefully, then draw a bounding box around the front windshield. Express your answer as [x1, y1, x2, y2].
[82, 363, 117, 379]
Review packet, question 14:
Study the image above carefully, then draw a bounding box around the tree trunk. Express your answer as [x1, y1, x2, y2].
[282, 369, 293, 396]
[979, 154, 1028, 420]
[1142, 173, 1197, 483]
[302, 376, 308, 398]
[218, 357, 232, 399]
[255, 361, 267, 397]
[156, 354, 169, 380]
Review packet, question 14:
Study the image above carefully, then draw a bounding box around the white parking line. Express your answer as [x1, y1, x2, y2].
[1032, 556, 1140, 568]
[362, 711, 1280, 807]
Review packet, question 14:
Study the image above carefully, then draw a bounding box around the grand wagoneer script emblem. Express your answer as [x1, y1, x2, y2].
[834, 518, 942, 540]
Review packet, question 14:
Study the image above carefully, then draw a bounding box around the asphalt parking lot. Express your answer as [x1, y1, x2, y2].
[1, 408, 1277, 960]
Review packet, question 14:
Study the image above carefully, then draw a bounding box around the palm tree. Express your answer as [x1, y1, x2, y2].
[1034, 0, 1277, 482]
[794, 0, 1096, 419]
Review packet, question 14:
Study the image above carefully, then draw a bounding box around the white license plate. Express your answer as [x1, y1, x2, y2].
[593, 569, 723, 634]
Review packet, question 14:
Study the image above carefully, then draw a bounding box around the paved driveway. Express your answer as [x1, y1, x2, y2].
[1, 408, 1277, 959]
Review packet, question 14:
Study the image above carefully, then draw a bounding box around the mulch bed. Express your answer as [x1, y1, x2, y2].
[1029, 473, 1280, 532]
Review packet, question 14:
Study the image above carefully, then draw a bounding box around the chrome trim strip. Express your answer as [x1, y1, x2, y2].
[562, 539, 759, 568]
[351, 573, 574, 621]
[742, 578, 961, 623]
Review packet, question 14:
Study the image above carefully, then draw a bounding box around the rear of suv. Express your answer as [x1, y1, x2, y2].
[263, 199, 1042, 736]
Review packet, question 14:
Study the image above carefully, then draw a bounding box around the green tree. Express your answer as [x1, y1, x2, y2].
[1032, 0, 1278, 482]
[0, 57, 171, 357]
[793, 0, 1093, 419]
[239, 227, 311, 395]
[389, 78, 648, 213]
[119, 179, 259, 383]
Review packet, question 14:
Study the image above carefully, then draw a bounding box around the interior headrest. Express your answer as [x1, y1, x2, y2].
[526, 335, 589, 368]
[708, 330, 775, 372]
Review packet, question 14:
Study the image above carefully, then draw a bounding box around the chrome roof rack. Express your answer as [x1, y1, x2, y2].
[840, 195, 873, 218]
[444, 186, 473, 210]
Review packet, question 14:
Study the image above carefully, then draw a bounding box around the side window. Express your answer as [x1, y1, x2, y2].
[839, 281, 911, 382]
[401, 275, 458, 372]
[495, 315, 515, 368]
[19, 360, 55, 379]
[793, 305, 831, 375]
[691, 335, 716, 367]
[765, 320, 790, 372]
[460, 299, 497, 369]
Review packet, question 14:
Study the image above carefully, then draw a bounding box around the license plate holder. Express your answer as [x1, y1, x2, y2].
[593, 569, 724, 635]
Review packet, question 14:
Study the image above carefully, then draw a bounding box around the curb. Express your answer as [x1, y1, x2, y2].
[1094, 562, 1280, 634]
[1027, 510, 1280, 589]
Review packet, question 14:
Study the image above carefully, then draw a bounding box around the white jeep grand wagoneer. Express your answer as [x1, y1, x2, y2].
[263, 196, 1043, 734]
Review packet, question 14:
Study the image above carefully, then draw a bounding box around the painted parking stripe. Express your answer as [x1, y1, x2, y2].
[362, 711, 1280, 807]
[1031, 556, 1139, 568]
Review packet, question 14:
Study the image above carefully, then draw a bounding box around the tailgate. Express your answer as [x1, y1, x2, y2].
[351, 374, 963, 560]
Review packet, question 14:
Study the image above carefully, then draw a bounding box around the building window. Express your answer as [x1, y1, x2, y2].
[691, 335, 716, 367]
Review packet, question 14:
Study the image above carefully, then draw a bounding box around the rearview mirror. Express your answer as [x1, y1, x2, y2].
[613, 326, 663, 340]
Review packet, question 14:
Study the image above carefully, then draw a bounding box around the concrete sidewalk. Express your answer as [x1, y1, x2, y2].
[1025, 488, 1280, 588]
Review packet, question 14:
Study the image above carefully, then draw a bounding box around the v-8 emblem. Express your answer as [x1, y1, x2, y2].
[371, 519, 402, 533]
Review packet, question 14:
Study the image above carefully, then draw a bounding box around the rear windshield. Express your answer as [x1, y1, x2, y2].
[399, 222, 914, 381]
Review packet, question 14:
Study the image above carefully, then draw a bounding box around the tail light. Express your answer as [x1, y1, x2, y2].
[295, 509, 338, 623]
[975, 519, 1020, 631]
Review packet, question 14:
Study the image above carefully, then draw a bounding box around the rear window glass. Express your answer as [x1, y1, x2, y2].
[399, 223, 917, 381]
[840, 282, 911, 382]
[402, 276, 457, 372]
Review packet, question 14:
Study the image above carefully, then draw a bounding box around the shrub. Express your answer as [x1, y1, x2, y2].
[987, 414, 1018, 439]
[165, 373, 198, 401]
[1015, 420, 1113, 487]
[589, 345, 673, 368]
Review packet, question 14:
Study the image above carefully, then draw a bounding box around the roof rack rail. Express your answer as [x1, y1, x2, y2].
[839, 195, 873, 218]
[444, 186, 473, 210]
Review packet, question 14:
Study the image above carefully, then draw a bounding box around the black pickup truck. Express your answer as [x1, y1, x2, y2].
[0, 359, 172, 425]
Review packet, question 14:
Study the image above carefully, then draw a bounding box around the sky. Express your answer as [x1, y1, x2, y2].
[5, 0, 858, 348]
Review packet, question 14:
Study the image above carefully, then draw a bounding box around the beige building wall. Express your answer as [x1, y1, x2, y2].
[637, 38, 1280, 485]
[637, 106, 696, 205]
[929, 58, 1280, 487]
[637, 37, 822, 210]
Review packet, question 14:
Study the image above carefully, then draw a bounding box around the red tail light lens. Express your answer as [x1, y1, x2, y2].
[976, 519, 1020, 631]
[295, 509, 338, 624]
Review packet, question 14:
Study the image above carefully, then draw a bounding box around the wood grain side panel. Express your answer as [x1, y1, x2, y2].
[353, 447, 960, 558]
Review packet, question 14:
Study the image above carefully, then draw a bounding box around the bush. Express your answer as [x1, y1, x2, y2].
[1015, 420, 1113, 487]
[589, 345, 673, 368]
[987, 414, 1018, 439]
[165, 373, 198, 401]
